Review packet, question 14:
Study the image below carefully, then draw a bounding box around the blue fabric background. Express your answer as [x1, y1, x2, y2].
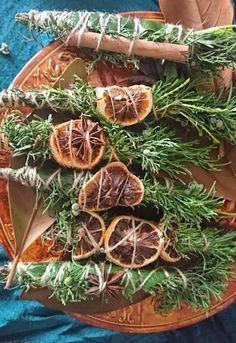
[0, 1, 236, 342]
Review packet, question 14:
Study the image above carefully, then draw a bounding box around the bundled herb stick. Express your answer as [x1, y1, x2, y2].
[0, 164, 221, 225]
[2, 113, 219, 178]
[1, 78, 236, 143]
[1, 224, 236, 310]
[15, 10, 236, 72]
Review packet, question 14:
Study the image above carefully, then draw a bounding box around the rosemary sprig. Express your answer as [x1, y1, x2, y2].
[103, 123, 219, 178]
[153, 78, 236, 144]
[1, 78, 236, 144]
[143, 177, 221, 225]
[15, 10, 236, 72]
[2, 113, 220, 179]
[86, 49, 140, 73]
[176, 224, 236, 262]
[2, 113, 52, 164]
[153, 257, 235, 312]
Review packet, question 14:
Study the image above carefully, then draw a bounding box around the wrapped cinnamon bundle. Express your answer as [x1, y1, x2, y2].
[15, 10, 236, 72]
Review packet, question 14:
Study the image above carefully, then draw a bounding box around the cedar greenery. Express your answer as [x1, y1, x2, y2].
[15, 10, 236, 72]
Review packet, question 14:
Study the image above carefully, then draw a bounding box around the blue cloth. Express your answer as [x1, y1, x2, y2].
[0, 1, 236, 342]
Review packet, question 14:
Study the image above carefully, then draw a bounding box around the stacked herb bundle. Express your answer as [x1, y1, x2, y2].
[0, 9, 236, 314]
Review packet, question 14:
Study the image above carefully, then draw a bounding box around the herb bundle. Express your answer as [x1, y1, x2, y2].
[1, 78, 236, 143]
[15, 10, 236, 72]
[2, 113, 220, 179]
[1, 225, 236, 311]
[0, 165, 221, 225]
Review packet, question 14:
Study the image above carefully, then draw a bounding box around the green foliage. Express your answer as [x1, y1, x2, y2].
[153, 78, 236, 143]
[2, 113, 53, 164]
[143, 177, 221, 225]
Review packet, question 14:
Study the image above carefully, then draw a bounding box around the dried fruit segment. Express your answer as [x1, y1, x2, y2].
[160, 223, 181, 263]
[49, 117, 106, 169]
[78, 162, 144, 211]
[73, 211, 106, 260]
[104, 216, 164, 268]
[96, 85, 153, 125]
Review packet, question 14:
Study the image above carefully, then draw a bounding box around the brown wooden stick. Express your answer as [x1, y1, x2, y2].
[66, 31, 189, 64]
[5, 203, 38, 288]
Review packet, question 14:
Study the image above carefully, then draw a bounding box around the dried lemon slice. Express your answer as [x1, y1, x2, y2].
[49, 117, 106, 169]
[78, 162, 144, 211]
[104, 216, 164, 268]
[160, 223, 181, 263]
[73, 211, 106, 260]
[96, 85, 153, 125]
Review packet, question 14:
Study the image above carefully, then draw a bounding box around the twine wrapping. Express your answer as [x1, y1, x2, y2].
[65, 12, 189, 63]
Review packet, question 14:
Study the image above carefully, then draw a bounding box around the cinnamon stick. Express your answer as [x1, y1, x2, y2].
[66, 31, 189, 64]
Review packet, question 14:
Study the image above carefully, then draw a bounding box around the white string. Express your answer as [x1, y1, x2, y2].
[106, 87, 117, 121]
[136, 269, 157, 291]
[116, 14, 121, 35]
[96, 13, 112, 51]
[0, 166, 45, 188]
[165, 24, 175, 42]
[65, 11, 91, 48]
[125, 87, 139, 120]
[127, 17, 140, 56]
[81, 222, 101, 251]
[52, 263, 69, 286]
[173, 267, 188, 289]
[104, 222, 143, 254]
[94, 263, 105, 293]
[0, 166, 85, 193]
[69, 170, 83, 192]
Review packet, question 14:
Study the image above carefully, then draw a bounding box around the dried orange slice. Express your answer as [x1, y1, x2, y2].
[78, 162, 144, 211]
[73, 211, 106, 260]
[160, 223, 181, 263]
[49, 117, 106, 170]
[104, 216, 164, 269]
[96, 85, 153, 125]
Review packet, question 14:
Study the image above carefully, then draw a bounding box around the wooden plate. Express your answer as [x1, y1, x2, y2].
[0, 11, 235, 333]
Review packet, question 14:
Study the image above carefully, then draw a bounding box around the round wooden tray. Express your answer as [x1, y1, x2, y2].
[0, 11, 235, 334]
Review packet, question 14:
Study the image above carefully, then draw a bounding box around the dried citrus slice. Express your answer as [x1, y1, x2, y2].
[104, 216, 164, 268]
[49, 116, 106, 169]
[96, 85, 153, 125]
[160, 223, 181, 263]
[73, 211, 106, 260]
[78, 162, 144, 211]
